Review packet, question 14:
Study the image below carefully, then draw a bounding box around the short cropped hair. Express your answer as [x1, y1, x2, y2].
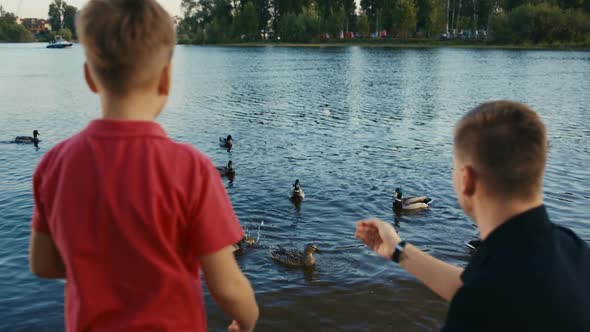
[76, 0, 175, 95]
[454, 101, 547, 198]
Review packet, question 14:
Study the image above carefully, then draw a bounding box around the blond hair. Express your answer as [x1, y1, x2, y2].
[76, 0, 175, 95]
[454, 101, 548, 198]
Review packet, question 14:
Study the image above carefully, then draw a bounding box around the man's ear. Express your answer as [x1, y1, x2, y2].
[157, 63, 172, 96]
[462, 165, 477, 197]
[84, 62, 98, 94]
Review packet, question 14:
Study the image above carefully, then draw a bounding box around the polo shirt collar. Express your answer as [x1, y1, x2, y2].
[462, 205, 550, 282]
[85, 119, 167, 137]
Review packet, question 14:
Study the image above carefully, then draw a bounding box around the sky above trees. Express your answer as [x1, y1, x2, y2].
[2, 0, 362, 18]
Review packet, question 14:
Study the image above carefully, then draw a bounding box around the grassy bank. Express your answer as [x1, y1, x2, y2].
[189, 39, 590, 50]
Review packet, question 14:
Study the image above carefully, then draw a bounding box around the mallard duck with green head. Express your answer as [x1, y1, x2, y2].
[393, 188, 433, 211]
[15, 130, 40, 144]
[270, 244, 320, 268]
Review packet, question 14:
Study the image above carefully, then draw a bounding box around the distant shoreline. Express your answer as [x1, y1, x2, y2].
[182, 40, 590, 51]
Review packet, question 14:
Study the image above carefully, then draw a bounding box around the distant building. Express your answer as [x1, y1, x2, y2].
[17, 18, 52, 35]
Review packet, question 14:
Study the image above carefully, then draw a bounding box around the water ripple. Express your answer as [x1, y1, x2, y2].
[1, 44, 589, 331]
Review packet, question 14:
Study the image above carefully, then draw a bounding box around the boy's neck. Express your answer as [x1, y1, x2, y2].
[100, 92, 164, 121]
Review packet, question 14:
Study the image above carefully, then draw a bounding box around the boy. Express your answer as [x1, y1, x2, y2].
[28, 1, 259, 331]
[356, 101, 590, 331]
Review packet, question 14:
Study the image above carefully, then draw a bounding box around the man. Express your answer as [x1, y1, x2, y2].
[356, 101, 590, 331]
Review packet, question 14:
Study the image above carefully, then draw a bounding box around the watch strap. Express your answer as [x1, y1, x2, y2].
[392, 240, 407, 263]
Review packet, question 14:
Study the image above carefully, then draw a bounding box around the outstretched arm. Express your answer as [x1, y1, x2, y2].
[355, 219, 464, 302]
[200, 246, 259, 332]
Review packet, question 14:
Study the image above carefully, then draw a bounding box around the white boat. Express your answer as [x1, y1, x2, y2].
[47, 36, 73, 49]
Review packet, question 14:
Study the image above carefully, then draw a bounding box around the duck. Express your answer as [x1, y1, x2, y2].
[466, 239, 482, 250]
[232, 236, 257, 255]
[322, 104, 332, 116]
[393, 188, 433, 211]
[219, 135, 233, 151]
[270, 244, 321, 268]
[216, 160, 235, 177]
[290, 179, 305, 201]
[15, 130, 40, 144]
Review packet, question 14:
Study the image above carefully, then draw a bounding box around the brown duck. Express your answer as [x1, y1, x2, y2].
[270, 244, 321, 268]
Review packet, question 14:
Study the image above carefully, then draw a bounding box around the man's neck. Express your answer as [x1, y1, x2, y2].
[475, 193, 543, 240]
[100, 92, 163, 121]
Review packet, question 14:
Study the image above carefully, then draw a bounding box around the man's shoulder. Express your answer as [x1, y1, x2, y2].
[552, 223, 589, 250]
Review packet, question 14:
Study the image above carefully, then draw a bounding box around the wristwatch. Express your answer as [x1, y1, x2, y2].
[392, 240, 407, 263]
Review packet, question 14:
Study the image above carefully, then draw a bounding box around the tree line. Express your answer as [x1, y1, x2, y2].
[0, 6, 34, 42]
[178, 0, 590, 45]
[46, 0, 78, 41]
[0, 0, 77, 43]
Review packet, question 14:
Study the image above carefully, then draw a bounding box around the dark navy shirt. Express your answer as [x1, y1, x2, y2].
[442, 205, 590, 332]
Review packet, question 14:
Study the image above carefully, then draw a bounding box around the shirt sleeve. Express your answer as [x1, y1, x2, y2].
[187, 157, 243, 257]
[442, 282, 502, 332]
[31, 167, 50, 234]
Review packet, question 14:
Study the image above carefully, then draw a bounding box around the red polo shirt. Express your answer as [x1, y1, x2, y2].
[31, 119, 243, 332]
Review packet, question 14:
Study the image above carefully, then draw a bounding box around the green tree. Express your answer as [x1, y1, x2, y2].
[242, 1, 260, 39]
[393, 0, 418, 37]
[381, 0, 394, 33]
[63, 5, 77, 38]
[324, 5, 346, 35]
[179, 0, 235, 43]
[478, 0, 495, 30]
[361, 0, 381, 32]
[490, 3, 590, 44]
[251, 0, 271, 32]
[52, 27, 72, 41]
[417, 0, 440, 35]
[298, 4, 320, 41]
[357, 14, 371, 36]
[0, 6, 34, 42]
[48, 0, 66, 30]
[276, 4, 320, 42]
[277, 11, 299, 40]
[343, 0, 357, 31]
[489, 12, 511, 42]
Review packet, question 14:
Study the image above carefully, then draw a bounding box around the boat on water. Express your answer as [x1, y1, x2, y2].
[47, 36, 73, 49]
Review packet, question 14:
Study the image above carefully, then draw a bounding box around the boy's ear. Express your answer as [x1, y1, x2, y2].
[157, 64, 172, 96]
[84, 63, 99, 94]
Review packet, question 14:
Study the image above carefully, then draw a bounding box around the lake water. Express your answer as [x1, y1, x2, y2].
[1, 43, 589, 331]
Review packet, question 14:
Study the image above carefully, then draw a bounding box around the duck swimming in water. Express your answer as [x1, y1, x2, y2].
[232, 236, 257, 255]
[219, 135, 233, 151]
[216, 160, 235, 177]
[393, 188, 433, 211]
[270, 244, 321, 268]
[290, 179, 305, 201]
[15, 130, 40, 144]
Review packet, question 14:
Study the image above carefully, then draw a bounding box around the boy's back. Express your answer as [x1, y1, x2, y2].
[29, 1, 258, 330]
[33, 119, 243, 330]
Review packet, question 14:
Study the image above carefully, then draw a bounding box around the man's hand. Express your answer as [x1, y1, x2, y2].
[228, 320, 253, 332]
[356, 218, 464, 302]
[355, 218, 402, 260]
